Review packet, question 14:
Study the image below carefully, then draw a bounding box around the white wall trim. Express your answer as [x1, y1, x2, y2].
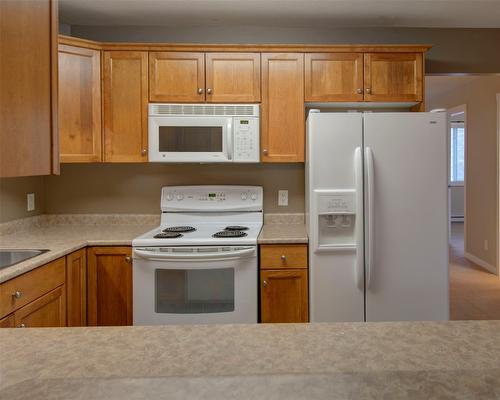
[447, 104, 467, 247]
[465, 252, 496, 274]
[497, 92, 500, 278]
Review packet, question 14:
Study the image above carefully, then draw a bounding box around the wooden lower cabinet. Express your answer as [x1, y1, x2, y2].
[14, 286, 66, 328]
[0, 314, 15, 328]
[87, 246, 133, 326]
[66, 249, 87, 326]
[261, 269, 308, 323]
[260, 244, 309, 323]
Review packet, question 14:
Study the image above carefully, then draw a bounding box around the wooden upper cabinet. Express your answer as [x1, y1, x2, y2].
[149, 52, 205, 102]
[261, 53, 305, 162]
[363, 53, 423, 102]
[103, 51, 148, 162]
[0, 0, 59, 177]
[305, 53, 364, 102]
[59, 44, 102, 163]
[87, 247, 133, 326]
[205, 53, 261, 102]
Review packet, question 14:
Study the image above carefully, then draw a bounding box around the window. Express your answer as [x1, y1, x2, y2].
[450, 122, 465, 184]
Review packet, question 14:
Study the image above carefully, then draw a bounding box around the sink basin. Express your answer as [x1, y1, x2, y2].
[0, 249, 49, 269]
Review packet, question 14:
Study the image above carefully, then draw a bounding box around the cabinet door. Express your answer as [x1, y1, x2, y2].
[206, 53, 260, 102]
[87, 247, 132, 326]
[364, 53, 423, 102]
[103, 51, 148, 162]
[59, 44, 102, 163]
[261, 269, 308, 323]
[261, 53, 305, 162]
[149, 52, 205, 102]
[0, 0, 59, 177]
[305, 53, 363, 102]
[14, 286, 66, 328]
[0, 314, 15, 328]
[66, 248, 87, 327]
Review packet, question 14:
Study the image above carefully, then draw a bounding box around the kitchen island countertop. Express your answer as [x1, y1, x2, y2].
[1, 321, 499, 399]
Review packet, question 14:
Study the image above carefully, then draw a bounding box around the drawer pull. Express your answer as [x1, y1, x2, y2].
[125, 256, 131, 263]
[12, 291, 22, 299]
[280, 255, 286, 261]
[263, 280, 268, 287]
[19, 323, 26, 328]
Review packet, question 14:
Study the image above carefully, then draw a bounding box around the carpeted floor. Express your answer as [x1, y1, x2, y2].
[449, 222, 500, 320]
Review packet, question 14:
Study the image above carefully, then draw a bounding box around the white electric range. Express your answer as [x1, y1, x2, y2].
[132, 185, 263, 325]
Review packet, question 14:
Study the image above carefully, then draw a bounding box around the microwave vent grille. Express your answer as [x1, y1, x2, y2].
[150, 104, 258, 117]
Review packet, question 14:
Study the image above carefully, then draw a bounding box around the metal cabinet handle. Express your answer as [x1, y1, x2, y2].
[263, 280, 268, 287]
[206, 88, 213, 94]
[356, 88, 363, 94]
[197, 88, 204, 94]
[262, 149, 268, 155]
[19, 323, 26, 328]
[141, 149, 147, 156]
[12, 291, 22, 299]
[125, 256, 131, 263]
[365, 88, 371, 94]
[280, 255, 286, 261]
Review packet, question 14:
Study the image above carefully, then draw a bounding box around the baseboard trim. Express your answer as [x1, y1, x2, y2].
[464, 252, 497, 275]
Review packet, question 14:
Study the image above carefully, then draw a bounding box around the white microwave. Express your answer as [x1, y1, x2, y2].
[148, 103, 260, 163]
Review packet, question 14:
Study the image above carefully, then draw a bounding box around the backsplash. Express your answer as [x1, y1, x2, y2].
[0, 176, 45, 223]
[43, 163, 305, 215]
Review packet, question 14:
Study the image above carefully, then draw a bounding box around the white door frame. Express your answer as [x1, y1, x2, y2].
[447, 104, 467, 249]
[497, 93, 500, 278]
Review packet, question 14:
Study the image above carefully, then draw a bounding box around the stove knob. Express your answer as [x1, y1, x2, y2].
[177, 194, 184, 201]
[166, 193, 173, 201]
[251, 193, 257, 200]
[241, 193, 247, 200]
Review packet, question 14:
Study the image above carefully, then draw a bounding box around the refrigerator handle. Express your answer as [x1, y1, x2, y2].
[365, 147, 375, 289]
[354, 147, 364, 290]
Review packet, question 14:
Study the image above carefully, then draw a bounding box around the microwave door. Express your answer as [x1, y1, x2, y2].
[149, 116, 232, 162]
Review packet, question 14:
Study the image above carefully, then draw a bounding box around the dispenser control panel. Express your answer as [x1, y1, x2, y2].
[317, 191, 355, 214]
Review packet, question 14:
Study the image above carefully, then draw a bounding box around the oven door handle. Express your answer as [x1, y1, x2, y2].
[133, 247, 256, 261]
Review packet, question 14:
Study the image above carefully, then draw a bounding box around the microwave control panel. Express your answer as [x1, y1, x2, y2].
[233, 117, 259, 163]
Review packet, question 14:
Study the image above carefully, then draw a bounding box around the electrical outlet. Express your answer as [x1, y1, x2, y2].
[27, 193, 35, 212]
[278, 190, 288, 206]
[484, 239, 489, 251]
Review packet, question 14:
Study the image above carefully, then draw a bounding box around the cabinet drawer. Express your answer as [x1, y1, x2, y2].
[260, 245, 307, 269]
[0, 257, 65, 318]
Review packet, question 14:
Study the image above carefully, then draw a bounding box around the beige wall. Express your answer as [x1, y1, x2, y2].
[426, 76, 500, 268]
[43, 163, 305, 215]
[0, 177, 45, 223]
[69, 26, 500, 73]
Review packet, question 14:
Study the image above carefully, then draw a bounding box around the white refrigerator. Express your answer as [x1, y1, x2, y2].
[306, 111, 449, 322]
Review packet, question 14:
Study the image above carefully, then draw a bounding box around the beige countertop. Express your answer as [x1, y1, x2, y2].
[0, 215, 158, 283]
[1, 321, 500, 399]
[258, 223, 308, 244]
[0, 214, 308, 283]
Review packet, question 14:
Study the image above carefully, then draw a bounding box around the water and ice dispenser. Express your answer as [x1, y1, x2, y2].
[313, 189, 358, 251]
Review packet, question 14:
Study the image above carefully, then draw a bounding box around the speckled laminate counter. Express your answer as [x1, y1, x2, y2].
[258, 223, 308, 244]
[1, 321, 500, 399]
[0, 215, 158, 283]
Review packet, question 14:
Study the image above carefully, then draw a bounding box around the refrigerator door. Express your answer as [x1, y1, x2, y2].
[307, 112, 364, 322]
[363, 112, 449, 321]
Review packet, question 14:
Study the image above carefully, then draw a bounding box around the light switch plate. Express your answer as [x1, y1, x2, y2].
[278, 190, 288, 206]
[27, 193, 35, 212]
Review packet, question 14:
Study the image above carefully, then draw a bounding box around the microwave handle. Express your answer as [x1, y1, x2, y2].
[226, 120, 233, 160]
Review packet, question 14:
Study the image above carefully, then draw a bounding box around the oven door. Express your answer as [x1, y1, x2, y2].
[148, 116, 233, 162]
[133, 246, 257, 325]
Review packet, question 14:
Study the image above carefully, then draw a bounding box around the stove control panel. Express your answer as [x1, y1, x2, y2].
[161, 186, 263, 212]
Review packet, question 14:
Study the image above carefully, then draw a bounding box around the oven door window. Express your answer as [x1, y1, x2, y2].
[159, 126, 223, 152]
[155, 268, 235, 314]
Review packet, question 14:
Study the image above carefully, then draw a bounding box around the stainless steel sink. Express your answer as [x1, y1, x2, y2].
[0, 249, 49, 269]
